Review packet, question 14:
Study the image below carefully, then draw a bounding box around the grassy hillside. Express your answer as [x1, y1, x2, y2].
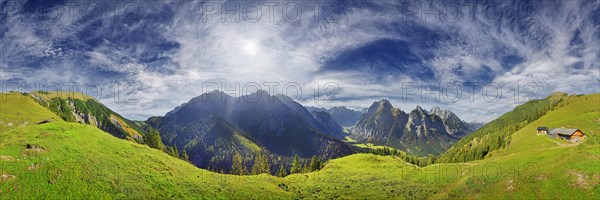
[28, 91, 146, 142]
[290, 92, 600, 199]
[0, 92, 64, 131]
[437, 92, 569, 163]
[1, 92, 598, 199]
[0, 122, 292, 199]
[0, 91, 425, 199]
[0, 93, 288, 198]
[429, 93, 600, 199]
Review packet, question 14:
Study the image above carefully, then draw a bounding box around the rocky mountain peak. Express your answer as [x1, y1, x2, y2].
[430, 106, 451, 119]
[353, 101, 476, 155]
[430, 106, 442, 114]
[377, 99, 393, 110]
[415, 105, 425, 112]
[411, 105, 428, 116]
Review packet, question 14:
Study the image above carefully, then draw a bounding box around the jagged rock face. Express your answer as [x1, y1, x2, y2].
[429, 107, 475, 138]
[406, 106, 445, 138]
[352, 100, 474, 155]
[352, 100, 399, 143]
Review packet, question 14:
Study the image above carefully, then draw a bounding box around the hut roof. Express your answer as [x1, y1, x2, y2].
[548, 128, 580, 136]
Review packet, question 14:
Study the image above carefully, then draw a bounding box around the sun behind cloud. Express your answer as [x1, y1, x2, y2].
[241, 39, 260, 56]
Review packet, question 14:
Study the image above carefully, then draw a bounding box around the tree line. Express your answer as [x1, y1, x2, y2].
[367, 146, 436, 167]
[144, 126, 323, 177]
[231, 152, 323, 177]
[146, 127, 190, 162]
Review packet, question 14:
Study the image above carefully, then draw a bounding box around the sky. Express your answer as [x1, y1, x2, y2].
[1, 0, 599, 122]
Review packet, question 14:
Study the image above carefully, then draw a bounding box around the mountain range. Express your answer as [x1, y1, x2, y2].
[146, 90, 353, 172]
[352, 99, 476, 155]
[306, 106, 362, 127]
[2, 91, 597, 199]
[23, 89, 479, 170]
[147, 91, 478, 171]
[24, 90, 478, 172]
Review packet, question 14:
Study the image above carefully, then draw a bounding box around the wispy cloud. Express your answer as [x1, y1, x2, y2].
[1, 0, 598, 122]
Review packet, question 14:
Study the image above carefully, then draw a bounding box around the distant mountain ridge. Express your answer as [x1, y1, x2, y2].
[276, 95, 346, 139]
[306, 106, 362, 127]
[352, 99, 475, 155]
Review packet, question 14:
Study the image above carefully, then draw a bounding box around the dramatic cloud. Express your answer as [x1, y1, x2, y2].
[1, 0, 599, 122]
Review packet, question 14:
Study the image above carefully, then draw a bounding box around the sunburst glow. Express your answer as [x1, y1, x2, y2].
[241, 40, 260, 56]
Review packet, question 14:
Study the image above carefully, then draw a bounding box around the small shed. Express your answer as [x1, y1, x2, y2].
[536, 127, 548, 135]
[548, 128, 585, 142]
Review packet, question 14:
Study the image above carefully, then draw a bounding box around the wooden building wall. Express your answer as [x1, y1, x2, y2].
[570, 130, 585, 139]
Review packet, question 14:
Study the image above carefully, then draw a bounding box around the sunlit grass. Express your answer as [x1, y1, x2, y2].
[0, 92, 598, 199]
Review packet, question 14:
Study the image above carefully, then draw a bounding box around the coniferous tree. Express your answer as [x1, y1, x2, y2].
[290, 154, 302, 174]
[309, 156, 322, 171]
[169, 144, 180, 158]
[427, 154, 434, 165]
[251, 151, 261, 175]
[260, 150, 270, 174]
[146, 128, 164, 151]
[181, 149, 190, 162]
[231, 151, 246, 175]
[302, 161, 310, 173]
[167, 146, 172, 156]
[409, 155, 416, 164]
[277, 165, 287, 177]
[251, 150, 270, 174]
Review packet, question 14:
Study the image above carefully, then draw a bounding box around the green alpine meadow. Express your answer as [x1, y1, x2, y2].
[1, 92, 598, 199]
[1, 0, 599, 199]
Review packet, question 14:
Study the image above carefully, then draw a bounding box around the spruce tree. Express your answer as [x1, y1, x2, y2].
[169, 144, 180, 158]
[146, 128, 164, 151]
[290, 154, 302, 174]
[309, 156, 322, 171]
[427, 154, 434, 165]
[251, 150, 270, 174]
[260, 151, 270, 174]
[251, 151, 261, 175]
[303, 160, 310, 173]
[167, 146, 173, 156]
[181, 149, 190, 162]
[231, 151, 246, 175]
[277, 165, 287, 177]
